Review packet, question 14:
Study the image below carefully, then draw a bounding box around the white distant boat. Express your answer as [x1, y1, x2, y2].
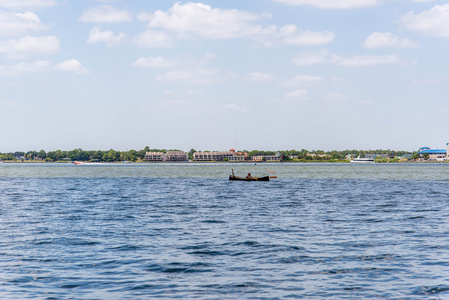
[350, 156, 375, 163]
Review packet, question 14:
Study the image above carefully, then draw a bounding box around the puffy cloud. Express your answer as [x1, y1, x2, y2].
[141, 2, 265, 39]
[401, 4, 449, 37]
[133, 29, 173, 48]
[280, 25, 334, 45]
[245, 72, 274, 82]
[136, 2, 334, 47]
[156, 68, 221, 84]
[0, 0, 57, 9]
[364, 32, 418, 48]
[133, 56, 177, 68]
[283, 75, 323, 87]
[54, 59, 89, 73]
[0, 36, 60, 59]
[291, 49, 330, 65]
[87, 27, 125, 46]
[0, 59, 88, 76]
[0, 60, 50, 76]
[284, 89, 309, 100]
[323, 92, 348, 103]
[333, 54, 401, 66]
[225, 103, 246, 111]
[292, 50, 404, 67]
[0, 11, 46, 37]
[133, 53, 216, 68]
[273, 0, 379, 9]
[79, 5, 132, 23]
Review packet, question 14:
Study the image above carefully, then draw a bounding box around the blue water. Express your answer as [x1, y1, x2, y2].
[1, 163, 449, 299]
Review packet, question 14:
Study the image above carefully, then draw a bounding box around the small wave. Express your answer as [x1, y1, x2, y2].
[200, 220, 226, 224]
[146, 262, 214, 274]
[413, 284, 449, 295]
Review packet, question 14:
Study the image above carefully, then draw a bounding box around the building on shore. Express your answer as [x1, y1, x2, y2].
[251, 156, 264, 162]
[228, 155, 246, 162]
[164, 151, 188, 162]
[145, 151, 188, 162]
[265, 153, 282, 162]
[193, 149, 236, 161]
[418, 146, 447, 161]
[145, 152, 164, 162]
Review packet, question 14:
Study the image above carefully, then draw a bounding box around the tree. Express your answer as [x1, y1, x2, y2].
[103, 149, 119, 162]
[188, 149, 196, 160]
[37, 150, 46, 159]
[55, 150, 64, 161]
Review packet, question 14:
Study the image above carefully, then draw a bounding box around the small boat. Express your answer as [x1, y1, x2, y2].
[73, 161, 84, 165]
[350, 156, 375, 163]
[229, 169, 270, 181]
[229, 175, 270, 181]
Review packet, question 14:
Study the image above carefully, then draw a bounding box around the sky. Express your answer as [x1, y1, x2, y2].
[1, 0, 449, 152]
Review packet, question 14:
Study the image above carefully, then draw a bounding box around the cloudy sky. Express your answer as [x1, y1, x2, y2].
[1, 0, 448, 152]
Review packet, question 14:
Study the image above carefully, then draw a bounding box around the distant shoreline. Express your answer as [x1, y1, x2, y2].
[1, 160, 446, 164]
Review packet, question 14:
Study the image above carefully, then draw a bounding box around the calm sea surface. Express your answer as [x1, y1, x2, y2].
[1, 163, 449, 299]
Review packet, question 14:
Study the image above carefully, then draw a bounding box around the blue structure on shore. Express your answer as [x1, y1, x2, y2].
[418, 145, 448, 161]
[418, 147, 446, 155]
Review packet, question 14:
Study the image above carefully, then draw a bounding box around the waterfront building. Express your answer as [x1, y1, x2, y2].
[164, 151, 188, 162]
[228, 156, 246, 162]
[265, 153, 282, 162]
[145, 152, 164, 162]
[193, 149, 235, 161]
[145, 151, 188, 162]
[251, 156, 264, 162]
[418, 146, 447, 161]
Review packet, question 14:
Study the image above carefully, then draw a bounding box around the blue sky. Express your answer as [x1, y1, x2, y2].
[1, 0, 449, 152]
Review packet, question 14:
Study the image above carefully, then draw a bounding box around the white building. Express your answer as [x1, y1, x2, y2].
[145, 151, 188, 162]
[193, 149, 235, 161]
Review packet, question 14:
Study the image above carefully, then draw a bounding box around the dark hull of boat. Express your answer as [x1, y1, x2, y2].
[229, 175, 270, 181]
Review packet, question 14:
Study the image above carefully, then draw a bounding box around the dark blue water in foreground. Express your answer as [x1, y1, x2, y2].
[1, 163, 449, 299]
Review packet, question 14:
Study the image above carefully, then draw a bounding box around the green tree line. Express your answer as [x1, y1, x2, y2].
[0, 147, 414, 162]
[0, 147, 168, 162]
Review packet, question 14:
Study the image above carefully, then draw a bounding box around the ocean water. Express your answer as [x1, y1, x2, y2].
[1, 162, 449, 299]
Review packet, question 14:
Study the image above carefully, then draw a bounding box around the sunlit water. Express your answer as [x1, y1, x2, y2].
[1, 163, 449, 299]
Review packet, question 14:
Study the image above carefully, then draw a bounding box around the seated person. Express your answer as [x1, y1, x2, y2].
[246, 173, 252, 179]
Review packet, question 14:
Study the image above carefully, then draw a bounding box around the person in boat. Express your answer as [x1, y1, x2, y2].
[246, 173, 253, 179]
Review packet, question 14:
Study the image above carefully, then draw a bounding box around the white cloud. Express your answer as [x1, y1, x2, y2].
[401, 4, 449, 37]
[245, 72, 274, 82]
[333, 54, 401, 66]
[54, 59, 89, 73]
[225, 103, 246, 111]
[87, 27, 125, 47]
[292, 50, 404, 67]
[0, 36, 60, 59]
[133, 53, 215, 68]
[133, 29, 173, 48]
[156, 68, 221, 84]
[142, 2, 265, 39]
[133, 56, 177, 68]
[283, 75, 323, 87]
[0, 59, 89, 76]
[79, 5, 132, 23]
[364, 32, 418, 48]
[280, 25, 334, 45]
[323, 92, 348, 103]
[408, 0, 434, 3]
[0, 60, 50, 76]
[0, 0, 57, 9]
[284, 89, 309, 100]
[291, 49, 330, 65]
[273, 0, 379, 9]
[137, 2, 334, 47]
[0, 11, 46, 37]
